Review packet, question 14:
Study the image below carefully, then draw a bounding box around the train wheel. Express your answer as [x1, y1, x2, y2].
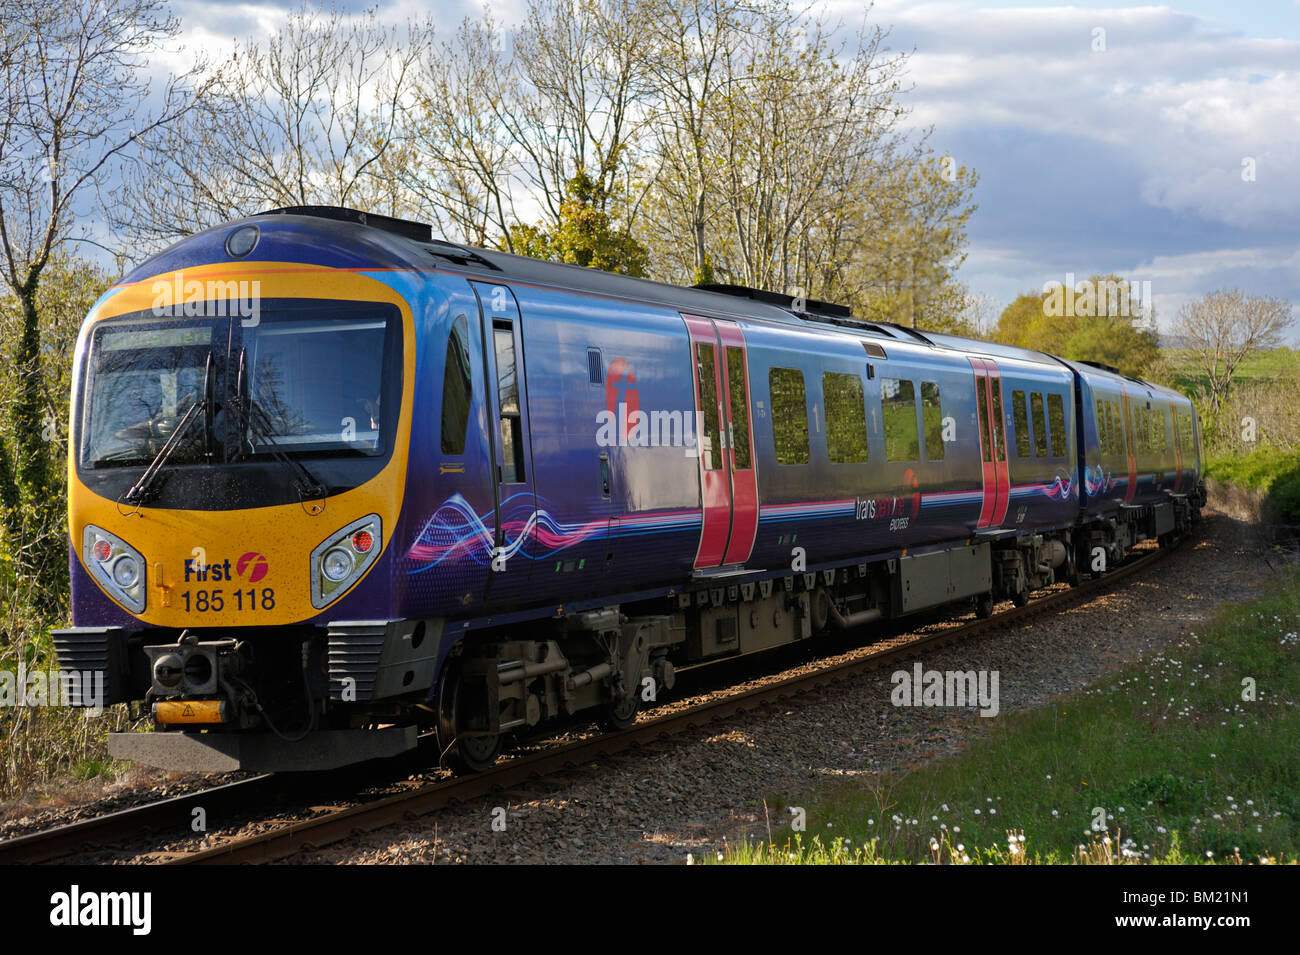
[599, 692, 640, 731]
[1012, 586, 1029, 608]
[974, 593, 994, 619]
[449, 731, 502, 773]
[436, 666, 502, 774]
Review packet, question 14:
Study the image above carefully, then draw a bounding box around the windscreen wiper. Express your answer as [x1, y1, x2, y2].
[122, 352, 214, 506]
[232, 347, 327, 502]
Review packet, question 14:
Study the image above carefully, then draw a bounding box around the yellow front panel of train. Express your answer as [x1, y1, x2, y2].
[68, 261, 415, 627]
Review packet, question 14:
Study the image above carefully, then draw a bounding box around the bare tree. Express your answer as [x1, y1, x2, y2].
[0, 0, 205, 608]
[1175, 289, 1295, 412]
[641, 0, 744, 280]
[394, 14, 522, 246]
[710, 10, 909, 296]
[119, 5, 425, 245]
[398, 0, 657, 249]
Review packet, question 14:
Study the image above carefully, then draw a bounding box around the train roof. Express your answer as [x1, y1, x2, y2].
[244, 207, 1067, 364]
[123, 205, 1176, 396]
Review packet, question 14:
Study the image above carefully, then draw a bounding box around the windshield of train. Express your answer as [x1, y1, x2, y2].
[80, 301, 400, 470]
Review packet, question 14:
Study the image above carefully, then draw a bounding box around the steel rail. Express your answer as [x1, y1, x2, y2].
[0, 774, 279, 864]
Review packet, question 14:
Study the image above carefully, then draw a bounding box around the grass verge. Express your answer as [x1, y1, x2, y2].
[720, 570, 1300, 864]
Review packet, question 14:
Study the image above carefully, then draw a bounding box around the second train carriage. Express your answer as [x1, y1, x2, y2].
[54, 207, 1205, 772]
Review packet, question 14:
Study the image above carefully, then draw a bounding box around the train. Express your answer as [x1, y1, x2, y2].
[54, 206, 1205, 773]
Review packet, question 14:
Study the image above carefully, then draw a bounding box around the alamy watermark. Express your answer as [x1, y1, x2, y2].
[891, 662, 999, 717]
[595, 405, 705, 457]
[151, 271, 261, 326]
[1041, 273, 1152, 320]
[1, 665, 104, 717]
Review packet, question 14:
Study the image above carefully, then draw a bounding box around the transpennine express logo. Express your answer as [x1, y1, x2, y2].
[236, 551, 270, 583]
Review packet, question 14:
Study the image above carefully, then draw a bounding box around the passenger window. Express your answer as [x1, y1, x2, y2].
[1047, 393, 1066, 458]
[921, 381, 944, 461]
[822, 372, 868, 464]
[440, 315, 472, 454]
[990, 379, 1005, 459]
[769, 367, 809, 465]
[493, 321, 525, 482]
[1096, 398, 1107, 454]
[726, 347, 751, 470]
[882, 377, 919, 461]
[1031, 393, 1048, 458]
[976, 378, 992, 461]
[696, 344, 721, 471]
[1012, 390, 1031, 457]
[1177, 410, 1194, 454]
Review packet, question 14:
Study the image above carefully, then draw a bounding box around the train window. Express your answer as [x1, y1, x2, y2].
[921, 381, 944, 460]
[1152, 407, 1166, 453]
[990, 379, 1005, 459]
[1012, 390, 1031, 457]
[494, 321, 525, 483]
[826, 374, 868, 462]
[976, 378, 992, 460]
[1031, 393, 1048, 457]
[696, 344, 722, 471]
[769, 367, 809, 465]
[1177, 410, 1194, 455]
[882, 377, 919, 461]
[1096, 398, 1107, 454]
[823, 372, 868, 464]
[441, 315, 472, 454]
[1048, 393, 1066, 458]
[1115, 401, 1126, 455]
[726, 347, 751, 470]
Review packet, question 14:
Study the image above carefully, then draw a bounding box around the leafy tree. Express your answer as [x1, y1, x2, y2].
[505, 171, 649, 276]
[0, 0, 202, 617]
[849, 155, 979, 332]
[0, 255, 112, 617]
[993, 275, 1160, 378]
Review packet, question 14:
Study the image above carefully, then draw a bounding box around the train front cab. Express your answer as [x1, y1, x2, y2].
[52, 223, 429, 772]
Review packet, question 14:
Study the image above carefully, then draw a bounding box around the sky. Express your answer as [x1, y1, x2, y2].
[154, 0, 1300, 334]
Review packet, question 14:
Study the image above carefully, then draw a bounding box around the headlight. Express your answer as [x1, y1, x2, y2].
[322, 548, 353, 582]
[83, 525, 146, 613]
[310, 514, 382, 609]
[112, 555, 141, 588]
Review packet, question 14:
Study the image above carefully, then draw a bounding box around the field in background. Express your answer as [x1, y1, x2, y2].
[1160, 346, 1300, 397]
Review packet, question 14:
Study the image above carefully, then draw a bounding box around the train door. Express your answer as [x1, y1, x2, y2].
[970, 357, 1010, 528]
[683, 315, 758, 568]
[472, 281, 536, 592]
[1120, 389, 1138, 503]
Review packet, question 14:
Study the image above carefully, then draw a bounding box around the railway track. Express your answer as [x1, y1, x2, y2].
[0, 774, 278, 864]
[0, 539, 1177, 865]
